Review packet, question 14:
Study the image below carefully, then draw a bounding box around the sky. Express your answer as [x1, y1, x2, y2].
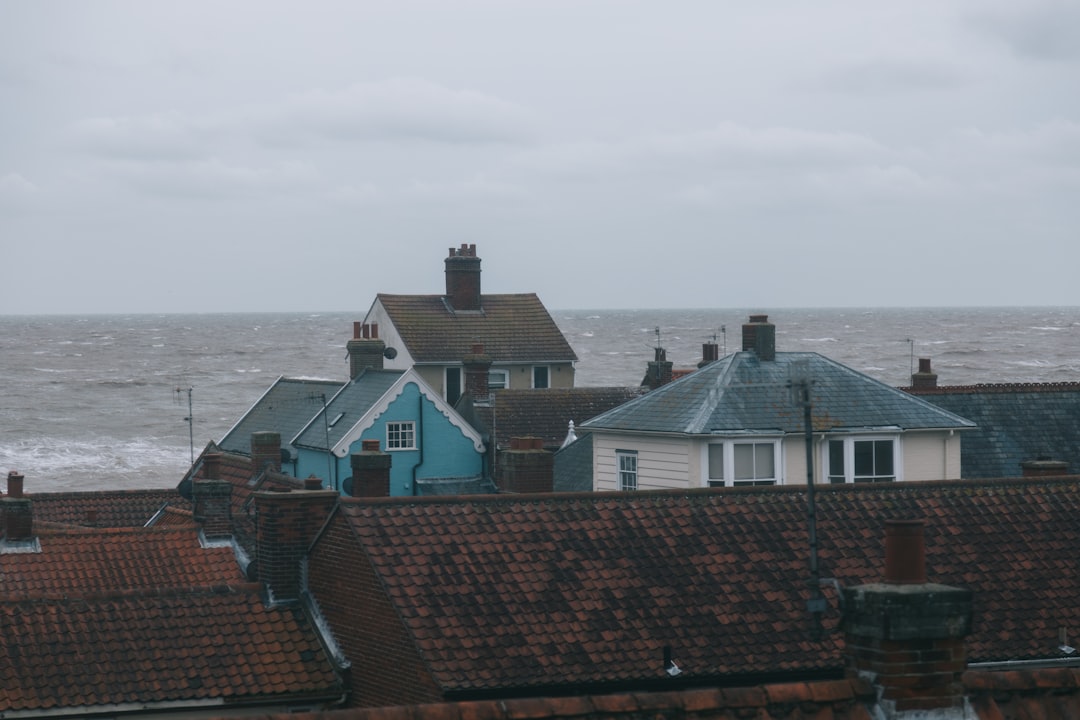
[1, 1, 1078, 314]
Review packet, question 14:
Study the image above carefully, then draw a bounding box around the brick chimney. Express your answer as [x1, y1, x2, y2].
[192, 474, 233, 541]
[497, 437, 554, 493]
[911, 358, 938, 390]
[699, 341, 719, 368]
[463, 342, 492, 403]
[2, 471, 33, 542]
[742, 315, 775, 361]
[348, 440, 392, 498]
[642, 347, 674, 390]
[445, 244, 481, 312]
[842, 520, 973, 716]
[251, 431, 282, 477]
[254, 485, 339, 602]
[347, 321, 386, 378]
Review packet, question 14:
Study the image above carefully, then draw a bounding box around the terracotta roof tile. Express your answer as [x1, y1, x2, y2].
[30, 488, 185, 528]
[332, 477, 1080, 693]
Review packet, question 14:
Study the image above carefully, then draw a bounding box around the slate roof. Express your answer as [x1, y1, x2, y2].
[30, 488, 185, 528]
[375, 293, 578, 364]
[332, 477, 1080, 694]
[219, 376, 345, 458]
[553, 432, 594, 492]
[908, 383, 1080, 479]
[583, 351, 976, 434]
[474, 387, 649, 450]
[293, 369, 404, 451]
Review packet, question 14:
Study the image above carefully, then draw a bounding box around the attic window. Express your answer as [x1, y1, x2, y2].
[328, 412, 345, 428]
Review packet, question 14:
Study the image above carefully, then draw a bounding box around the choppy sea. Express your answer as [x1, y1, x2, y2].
[2, 307, 1078, 493]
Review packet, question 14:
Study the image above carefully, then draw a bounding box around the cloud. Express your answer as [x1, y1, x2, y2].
[106, 158, 319, 200]
[68, 112, 215, 161]
[254, 78, 536, 147]
[970, 2, 1080, 62]
[811, 59, 971, 94]
[0, 172, 41, 210]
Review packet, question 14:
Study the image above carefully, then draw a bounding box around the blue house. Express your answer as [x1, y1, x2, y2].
[290, 367, 487, 496]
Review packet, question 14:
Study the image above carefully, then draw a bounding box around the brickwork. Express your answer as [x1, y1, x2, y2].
[307, 512, 443, 707]
[192, 478, 232, 540]
[445, 243, 482, 311]
[350, 446, 391, 498]
[497, 437, 554, 493]
[254, 488, 338, 601]
[251, 431, 282, 476]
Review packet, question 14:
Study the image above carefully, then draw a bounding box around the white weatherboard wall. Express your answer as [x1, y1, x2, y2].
[593, 433, 690, 491]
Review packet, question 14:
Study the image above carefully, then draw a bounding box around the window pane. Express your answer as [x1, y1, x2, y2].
[829, 440, 845, 482]
[854, 441, 874, 476]
[733, 444, 754, 480]
[617, 451, 637, 491]
[755, 444, 774, 477]
[874, 440, 894, 476]
[533, 366, 549, 389]
[708, 444, 724, 480]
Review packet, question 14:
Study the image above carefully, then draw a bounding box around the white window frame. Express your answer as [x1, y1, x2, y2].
[827, 435, 901, 484]
[488, 369, 509, 391]
[616, 450, 638, 491]
[532, 365, 550, 389]
[386, 421, 416, 451]
[704, 439, 781, 487]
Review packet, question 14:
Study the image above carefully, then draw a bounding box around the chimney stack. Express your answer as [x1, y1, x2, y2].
[497, 437, 554, 493]
[192, 476, 233, 541]
[2, 471, 33, 543]
[251, 431, 282, 477]
[348, 440, 392, 497]
[445, 244, 482, 312]
[254, 485, 339, 603]
[347, 322, 386, 378]
[842, 520, 973, 715]
[911, 358, 938, 390]
[643, 346, 674, 390]
[742, 315, 776, 361]
[463, 342, 492, 403]
[699, 342, 719, 368]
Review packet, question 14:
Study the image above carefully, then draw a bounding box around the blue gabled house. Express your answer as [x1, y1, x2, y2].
[291, 367, 487, 496]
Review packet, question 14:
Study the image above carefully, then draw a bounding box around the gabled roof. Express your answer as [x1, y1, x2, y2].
[374, 293, 578, 364]
[584, 351, 976, 435]
[909, 382, 1080, 478]
[328, 477, 1080, 693]
[293, 368, 484, 456]
[473, 387, 649, 449]
[292, 369, 404, 452]
[219, 376, 345, 458]
[0, 584, 342, 714]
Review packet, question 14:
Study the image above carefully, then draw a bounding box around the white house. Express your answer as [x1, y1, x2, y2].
[581, 315, 976, 492]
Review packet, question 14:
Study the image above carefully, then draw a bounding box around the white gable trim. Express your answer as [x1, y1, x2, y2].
[330, 368, 485, 457]
[363, 298, 416, 369]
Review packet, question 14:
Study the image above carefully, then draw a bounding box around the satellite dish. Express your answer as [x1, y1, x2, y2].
[383, 346, 398, 359]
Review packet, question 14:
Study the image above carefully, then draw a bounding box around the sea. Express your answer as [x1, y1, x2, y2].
[2, 307, 1078, 494]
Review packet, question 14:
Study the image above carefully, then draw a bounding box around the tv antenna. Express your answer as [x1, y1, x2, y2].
[175, 386, 194, 465]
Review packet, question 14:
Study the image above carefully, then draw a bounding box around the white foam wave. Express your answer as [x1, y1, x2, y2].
[0, 437, 189, 490]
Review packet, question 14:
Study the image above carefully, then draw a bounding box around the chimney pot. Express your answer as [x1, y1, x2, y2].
[884, 519, 927, 584]
[742, 315, 776, 361]
[445, 244, 482, 311]
[353, 321, 363, 339]
[911, 357, 938, 390]
[7, 471, 24, 498]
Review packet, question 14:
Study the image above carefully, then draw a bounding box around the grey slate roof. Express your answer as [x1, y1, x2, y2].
[583, 351, 976, 435]
[292, 369, 405, 450]
[909, 383, 1080, 478]
[553, 433, 594, 492]
[218, 377, 345, 458]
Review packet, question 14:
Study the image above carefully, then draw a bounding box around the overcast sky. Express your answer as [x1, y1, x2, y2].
[1, 1, 1078, 314]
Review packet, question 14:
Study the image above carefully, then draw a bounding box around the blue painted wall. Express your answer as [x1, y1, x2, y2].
[295, 381, 483, 496]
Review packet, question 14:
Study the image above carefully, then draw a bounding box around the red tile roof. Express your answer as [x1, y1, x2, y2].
[328, 477, 1080, 694]
[477, 387, 649, 449]
[376, 294, 577, 364]
[0, 527, 243, 600]
[30, 488, 185, 528]
[0, 584, 343, 713]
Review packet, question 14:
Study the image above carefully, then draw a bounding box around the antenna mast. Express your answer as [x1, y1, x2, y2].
[176, 386, 194, 465]
[789, 360, 825, 640]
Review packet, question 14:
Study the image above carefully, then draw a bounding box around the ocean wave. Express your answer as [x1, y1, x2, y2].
[0, 436, 189, 490]
[800, 337, 837, 343]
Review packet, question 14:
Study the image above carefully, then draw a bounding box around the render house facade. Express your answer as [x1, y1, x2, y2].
[581, 315, 975, 492]
[361, 244, 578, 403]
